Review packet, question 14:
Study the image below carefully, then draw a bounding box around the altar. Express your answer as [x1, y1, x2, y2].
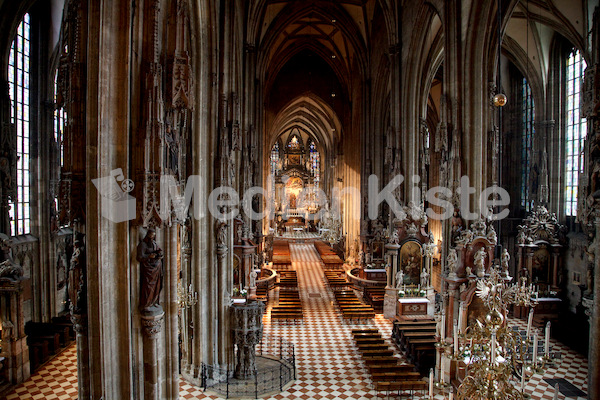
[397, 297, 430, 316]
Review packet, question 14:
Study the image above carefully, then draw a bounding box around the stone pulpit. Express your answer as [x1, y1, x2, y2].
[232, 301, 265, 379]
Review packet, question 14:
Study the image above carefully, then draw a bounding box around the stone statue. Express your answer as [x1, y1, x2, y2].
[68, 235, 86, 314]
[395, 269, 404, 288]
[216, 220, 228, 250]
[466, 265, 473, 276]
[358, 249, 365, 266]
[249, 269, 257, 288]
[136, 228, 164, 312]
[420, 268, 429, 288]
[447, 248, 458, 277]
[501, 248, 510, 272]
[474, 247, 486, 277]
[0, 234, 23, 281]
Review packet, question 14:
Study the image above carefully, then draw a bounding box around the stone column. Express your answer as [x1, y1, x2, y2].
[588, 215, 600, 399]
[72, 314, 89, 400]
[141, 312, 165, 400]
[384, 243, 400, 319]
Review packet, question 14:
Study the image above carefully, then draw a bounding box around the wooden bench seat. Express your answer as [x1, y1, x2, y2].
[371, 371, 423, 382]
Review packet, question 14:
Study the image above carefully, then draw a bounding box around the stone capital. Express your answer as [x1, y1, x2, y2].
[141, 311, 165, 339]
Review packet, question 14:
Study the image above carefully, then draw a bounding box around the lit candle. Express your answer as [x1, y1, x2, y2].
[533, 333, 538, 364]
[429, 368, 434, 398]
[454, 322, 459, 353]
[491, 331, 497, 364]
[440, 357, 445, 383]
[441, 311, 446, 340]
[545, 321, 551, 356]
[526, 308, 534, 338]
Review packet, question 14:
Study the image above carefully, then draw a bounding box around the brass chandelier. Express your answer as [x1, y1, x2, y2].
[436, 267, 560, 399]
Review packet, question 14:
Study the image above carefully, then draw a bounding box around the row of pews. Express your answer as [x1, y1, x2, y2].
[314, 241, 344, 269]
[323, 269, 349, 290]
[272, 240, 291, 270]
[271, 271, 303, 324]
[391, 318, 437, 374]
[332, 290, 375, 324]
[26, 316, 75, 371]
[351, 328, 427, 397]
[364, 287, 385, 312]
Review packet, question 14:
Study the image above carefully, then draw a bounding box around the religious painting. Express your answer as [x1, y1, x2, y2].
[467, 295, 487, 326]
[288, 154, 302, 165]
[371, 241, 384, 260]
[400, 241, 422, 285]
[532, 247, 550, 284]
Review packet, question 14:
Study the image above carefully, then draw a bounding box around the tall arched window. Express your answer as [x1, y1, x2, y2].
[8, 13, 31, 235]
[521, 77, 535, 211]
[309, 140, 320, 187]
[565, 48, 587, 217]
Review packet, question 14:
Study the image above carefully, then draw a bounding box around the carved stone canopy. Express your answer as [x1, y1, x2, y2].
[517, 206, 566, 247]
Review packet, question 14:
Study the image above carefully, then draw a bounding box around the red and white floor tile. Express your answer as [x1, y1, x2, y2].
[4, 243, 589, 399]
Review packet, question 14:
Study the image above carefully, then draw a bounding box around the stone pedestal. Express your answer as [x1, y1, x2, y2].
[232, 301, 264, 379]
[141, 309, 165, 400]
[383, 287, 398, 319]
[71, 314, 89, 400]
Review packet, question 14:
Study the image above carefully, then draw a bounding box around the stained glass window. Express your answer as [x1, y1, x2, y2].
[271, 141, 280, 176]
[8, 13, 31, 236]
[309, 140, 320, 187]
[54, 70, 65, 168]
[565, 48, 587, 217]
[521, 78, 534, 211]
[289, 135, 300, 150]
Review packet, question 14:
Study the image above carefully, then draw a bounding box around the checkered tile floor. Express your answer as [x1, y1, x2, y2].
[4, 243, 590, 399]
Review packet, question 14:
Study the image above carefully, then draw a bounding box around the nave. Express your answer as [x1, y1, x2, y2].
[4, 243, 590, 400]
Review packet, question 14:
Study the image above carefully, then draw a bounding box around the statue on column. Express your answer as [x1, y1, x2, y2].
[420, 268, 429, 288]
[68, 234, 86, 314]
[0, 234, 23, 281]
[447, 249, 458, 278]
[501, 248, 510, 277]
[395, 269, 404, 288]
[474, 247, 486, 278]
[137, 228, 164, 313]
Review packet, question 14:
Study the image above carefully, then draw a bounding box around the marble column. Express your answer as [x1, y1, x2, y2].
[384, 243, 400, 319]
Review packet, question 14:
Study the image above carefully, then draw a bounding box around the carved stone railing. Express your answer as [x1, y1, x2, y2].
[346, 268, 387, 288]
[256, 268, 277, 289]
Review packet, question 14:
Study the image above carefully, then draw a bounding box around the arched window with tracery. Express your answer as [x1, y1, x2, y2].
[309, 140, 320, 187]
[521, 77, 535, 212]
[564, 48, 587, 217]
[8, 13, 31, 236]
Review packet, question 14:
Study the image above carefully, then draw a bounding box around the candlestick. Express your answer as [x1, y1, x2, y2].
[453, 322, 458, 354]
[545, 321, 551, 356]
[457, 302, 464, 333]
[526, 308, 534, 338]
[429, 368, 434, 399]
[441, 311, 446, 340]
[440, 357, 445, 383]
[553, 383, 559, 400]
[449, 388, 454, 400]
[533, 333, 538, 364]
[491, 331, 496, 364]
